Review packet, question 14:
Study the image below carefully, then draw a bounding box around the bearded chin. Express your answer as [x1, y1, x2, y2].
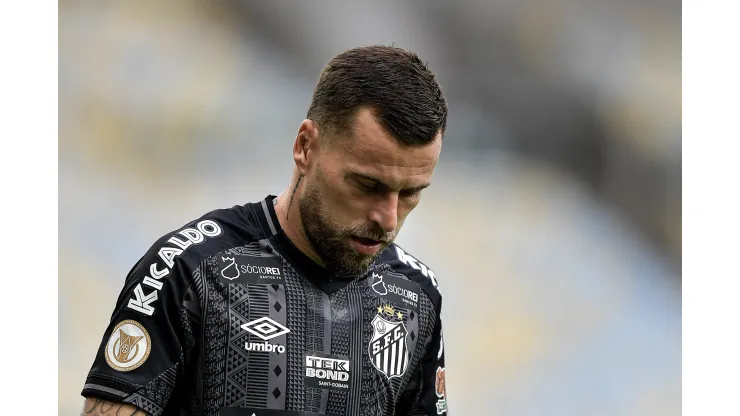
[299, 188, 380, 277]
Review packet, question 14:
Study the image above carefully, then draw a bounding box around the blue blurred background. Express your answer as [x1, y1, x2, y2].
[59, 1, 681, 414]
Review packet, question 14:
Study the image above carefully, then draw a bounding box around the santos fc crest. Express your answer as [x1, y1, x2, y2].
[369, 305, 410, 379]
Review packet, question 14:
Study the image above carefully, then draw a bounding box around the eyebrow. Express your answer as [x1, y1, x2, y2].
[351, 172, 431, 193]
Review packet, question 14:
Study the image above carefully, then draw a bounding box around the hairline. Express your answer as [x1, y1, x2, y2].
[314, 105, 443, 148]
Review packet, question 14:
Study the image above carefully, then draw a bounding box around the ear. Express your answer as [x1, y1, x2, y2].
[294, 119, 320, 175]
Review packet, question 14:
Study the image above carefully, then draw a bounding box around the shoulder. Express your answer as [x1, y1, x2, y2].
[123, 202, 266, 316]
[140, 203, 265, 270]
[377, 244, 443, 311]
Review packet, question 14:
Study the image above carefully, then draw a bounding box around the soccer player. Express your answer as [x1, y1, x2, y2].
[81, 45, 449, 416]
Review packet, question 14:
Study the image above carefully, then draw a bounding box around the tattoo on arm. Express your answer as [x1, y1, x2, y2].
[81, 397, 145, 416]
[287, 175, 303, 220]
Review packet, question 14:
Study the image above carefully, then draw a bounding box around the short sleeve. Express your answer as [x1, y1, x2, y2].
[81, 235, 197, 416]
[395, 298, 448, 415]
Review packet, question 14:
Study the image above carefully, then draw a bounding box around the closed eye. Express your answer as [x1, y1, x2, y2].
[348, 173, 429, 197]
[400, 189, 422, 198]
[356, 178, 380, 193]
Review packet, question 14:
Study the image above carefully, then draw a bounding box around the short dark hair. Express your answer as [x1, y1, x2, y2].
[307, 45, 448, 145]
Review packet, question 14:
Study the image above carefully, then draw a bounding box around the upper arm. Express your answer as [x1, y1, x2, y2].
[384, 245, 448, 415]
[81, 232, 201, 415]
[395, 298, 448, 415]
[81, 397, 148, 416]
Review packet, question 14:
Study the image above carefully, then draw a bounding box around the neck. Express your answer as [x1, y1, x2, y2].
[274, 172, 327, 268]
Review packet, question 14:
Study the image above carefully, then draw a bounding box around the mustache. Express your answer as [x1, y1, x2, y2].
[348, 228, 395, 243]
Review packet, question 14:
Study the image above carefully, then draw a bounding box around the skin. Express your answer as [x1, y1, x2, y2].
[80, 398, 146, 415]
[274, 107, 442, 276]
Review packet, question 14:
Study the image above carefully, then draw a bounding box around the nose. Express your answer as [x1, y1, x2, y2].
[368, 193, 398, 234]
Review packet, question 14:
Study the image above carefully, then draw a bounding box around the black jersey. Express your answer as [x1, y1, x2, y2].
[82, 195, 448, 416]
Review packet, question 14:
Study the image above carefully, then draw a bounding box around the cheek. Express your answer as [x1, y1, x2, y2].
[319, 174, 362, 210]
[315, 176, 363, 220]
[396, 201, 416, 224]
[330, 188, 375, 227]
[314, 167, 345, 200]
[321, 179, 355, 209]
[397, 195, 424, 223]
[401, 195, 421, 212]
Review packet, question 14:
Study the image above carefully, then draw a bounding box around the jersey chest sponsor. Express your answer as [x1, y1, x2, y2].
[303, 351, 351, 391]
[127, 219, 222, 316]
[369, 271, 421, 312]
[218, 254, 284, 285]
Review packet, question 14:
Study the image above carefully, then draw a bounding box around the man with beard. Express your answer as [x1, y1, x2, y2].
[81, 45, 449, 416]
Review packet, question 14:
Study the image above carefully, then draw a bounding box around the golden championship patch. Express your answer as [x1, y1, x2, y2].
[105, 320, 151, 372]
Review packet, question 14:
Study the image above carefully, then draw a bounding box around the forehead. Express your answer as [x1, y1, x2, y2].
[329, 109, 442, 187]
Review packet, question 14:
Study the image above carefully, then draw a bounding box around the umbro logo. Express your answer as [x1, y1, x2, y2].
[241, 317, 290, 341]
[241, 317, 289, 354]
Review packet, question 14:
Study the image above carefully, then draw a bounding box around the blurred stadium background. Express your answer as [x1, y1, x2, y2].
[59, 1, 681, 414]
